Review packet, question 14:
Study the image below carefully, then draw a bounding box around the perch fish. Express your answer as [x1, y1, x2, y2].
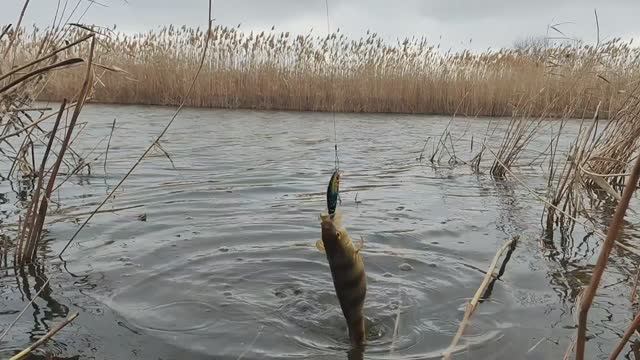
[316, 170, 366, 346]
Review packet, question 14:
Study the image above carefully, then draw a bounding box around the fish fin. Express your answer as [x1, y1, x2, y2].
[355, 236, 364, 254]
[315, 239, 326, 253]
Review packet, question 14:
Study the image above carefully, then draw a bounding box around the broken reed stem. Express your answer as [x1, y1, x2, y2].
[527, 337, 547, 355]
[58, 0, 213, 258]
[10, 107, 52, 112]
[8, 125, 35, 178]
[8, 312, 78, 360]
[574, 155, 640, 360]
[609, 311, 640, 360]
[103, 118, 116, 175]
[442, 237, 517, 359]
[57, 204, 144, 220]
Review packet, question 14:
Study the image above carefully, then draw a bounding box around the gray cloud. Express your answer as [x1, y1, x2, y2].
[2, 0, 639, 50]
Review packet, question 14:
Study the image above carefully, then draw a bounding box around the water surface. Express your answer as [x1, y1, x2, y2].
[0, 104, 638, 359]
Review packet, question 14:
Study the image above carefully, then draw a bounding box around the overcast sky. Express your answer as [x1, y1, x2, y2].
[3, 0, 639, 51]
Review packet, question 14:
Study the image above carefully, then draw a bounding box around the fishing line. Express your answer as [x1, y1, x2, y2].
[324, 0, 340, 171]
[321, 0, 405, 281]
[321, 1, 398, 279]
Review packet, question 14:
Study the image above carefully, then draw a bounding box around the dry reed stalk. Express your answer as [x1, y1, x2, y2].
[14, 100, 66, 263]
[103, 118, 116, 175]
[53, 204, 144, 221]
[470, 120, 497, 173]
[7, 124, 36, 178]
[430, 96, 465, 164]
[0, 34, 93, 83]
[527, 337, 547, 354]
[0, 102, 78, 142]
[543, 102, 604, 236]
[0, 58, 85, 94]
[417, 137, 431, 163]
[609, 311, 640, 360]
[8, 312, 78, 360]
[13, 35, 96, 264]
[1, 23, 93, 207]
[631, 265, 640, 305]
[58, 0, 214, 257]
[488, 146, 640, 256]
[0, 25, 12, 42]
[3, 0, 30, 61]
[574, 155, 640, 360]
[442, 237, 517, 359]
[26, 36, 95, 260]
[564, 288, 586, 360]
[8, 20, 635, 117]
[490, 92, 552, 178]
[585, 89, 640, 188]
[9, 107, 52, 112]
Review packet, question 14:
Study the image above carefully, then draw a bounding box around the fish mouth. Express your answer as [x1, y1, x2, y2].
[320, 213, 334, 228]
[320, 220, 338, 244]
[321, 222, 337, 238]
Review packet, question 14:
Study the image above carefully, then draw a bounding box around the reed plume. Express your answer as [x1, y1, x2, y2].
[6, 25, 638, 117]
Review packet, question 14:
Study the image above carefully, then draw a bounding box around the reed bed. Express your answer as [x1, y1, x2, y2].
[541, 78, 640, 238]
[4, 24, 638, 117]
[0, 1, 103, 357]
[1, 8, 98, 265]
[477, 60, 640, 358]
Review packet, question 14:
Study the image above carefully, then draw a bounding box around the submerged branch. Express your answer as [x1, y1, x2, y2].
[9, 312, 78, 360]
[442, 236, 518, 359]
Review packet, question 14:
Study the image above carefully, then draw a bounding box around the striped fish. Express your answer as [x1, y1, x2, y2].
[316, 211, 366, 347]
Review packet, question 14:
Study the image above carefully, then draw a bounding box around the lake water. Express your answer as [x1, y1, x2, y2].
[0, 104, 638, 359]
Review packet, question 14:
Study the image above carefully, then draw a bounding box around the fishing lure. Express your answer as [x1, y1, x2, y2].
[326, 169, 340, 217]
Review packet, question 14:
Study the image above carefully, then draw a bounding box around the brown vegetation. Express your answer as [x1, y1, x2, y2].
[1, 20, 97, 266]
[0, 0, 101, 356]
[4, 4, 640, 358]
[5, 24, 639, 117]
[446, 47, 640, 358]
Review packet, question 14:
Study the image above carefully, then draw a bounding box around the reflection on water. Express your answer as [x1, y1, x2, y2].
[18, 265, 69, 332]
[0, 263, 69, 358]
[0, 104, 638, 359]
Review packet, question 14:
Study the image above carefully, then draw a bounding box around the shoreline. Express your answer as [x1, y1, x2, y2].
[36, 97, 607, 120]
